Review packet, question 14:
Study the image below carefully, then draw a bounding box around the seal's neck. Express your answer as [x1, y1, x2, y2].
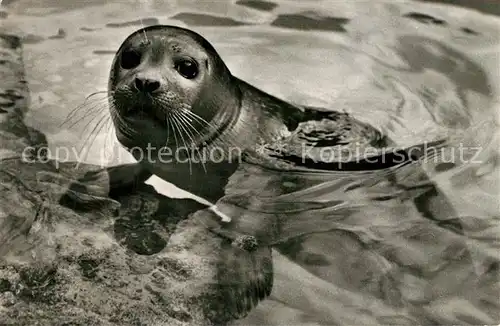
[236, 78, 307, 141]
[192, 73, 243, 147]
[208, 81, 242, 134]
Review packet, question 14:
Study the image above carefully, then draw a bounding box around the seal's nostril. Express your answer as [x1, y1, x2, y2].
[134, 78, 160, 93]
[134, 78, 144, 91]
[145, 80, 160, 92]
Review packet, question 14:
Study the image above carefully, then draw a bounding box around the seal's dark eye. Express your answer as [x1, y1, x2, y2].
[120, 50, 141, 70]
[175, 59, 198, 79]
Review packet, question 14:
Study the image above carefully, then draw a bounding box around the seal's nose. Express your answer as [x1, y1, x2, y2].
[134, 77, 160, 93]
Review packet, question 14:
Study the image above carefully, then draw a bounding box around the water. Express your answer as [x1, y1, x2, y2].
[2, 0, 499, 324]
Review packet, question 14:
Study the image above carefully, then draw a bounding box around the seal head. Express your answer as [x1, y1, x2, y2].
[108, 25, 241, 155]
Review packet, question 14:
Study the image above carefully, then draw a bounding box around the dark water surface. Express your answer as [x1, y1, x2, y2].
[1, 0, 499, 324]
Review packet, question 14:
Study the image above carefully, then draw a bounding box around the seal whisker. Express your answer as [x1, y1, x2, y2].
[103, 117, 117, 157]
[174, 110, 206, 142]
[175, 112, 210, 150]
[75, 104, 109, 136]
[172, 110, 208, 173]
[182, 109, 246, 161]
[176, 112, 226, 173]
[109, 101, 137, 137]
[166, 113, 180, 158]
[63, 100, 106, 128]
[64, 101, 113, 137]
[83, 117, 111, 164]
[139, 19, 149, 42]
[175, 110, 222, 159]
[183, 108, 242, 143]
[81, 114, 109, 150]
[170, 113, 194, 175]
[180, 109, 218, 133]
[171, 111, 195, 149]
[181, 109, 240, 148]
[86, 90, 111, 100]
[109, 110, 131, 136]
[67, 92, 109, 117]
[172, 111, 203, 162]
[165, 111, 171, 146]
[77, 114, 110, 165]
[62, 94, 112, 127]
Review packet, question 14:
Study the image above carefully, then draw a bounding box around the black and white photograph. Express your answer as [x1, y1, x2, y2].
[0, 0, 499, 325]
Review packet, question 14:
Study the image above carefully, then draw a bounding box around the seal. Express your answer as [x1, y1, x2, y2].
[97, 25, 423, 210]
[105, 25, 305, 204]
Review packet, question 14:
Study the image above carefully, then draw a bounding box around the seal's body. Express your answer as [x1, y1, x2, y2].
[107, 25, 304, 201]
[106, 24, 432, 207]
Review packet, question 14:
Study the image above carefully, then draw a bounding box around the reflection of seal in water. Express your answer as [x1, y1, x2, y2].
[106, 25, 405, 205]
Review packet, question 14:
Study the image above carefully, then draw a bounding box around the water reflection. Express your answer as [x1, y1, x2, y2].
[216, 19, 498, 324]
[221, 145, 498, 324]
[236, 0, 278, 12]
[271, 12, 350, 32]
[396, 36, 492, 96]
